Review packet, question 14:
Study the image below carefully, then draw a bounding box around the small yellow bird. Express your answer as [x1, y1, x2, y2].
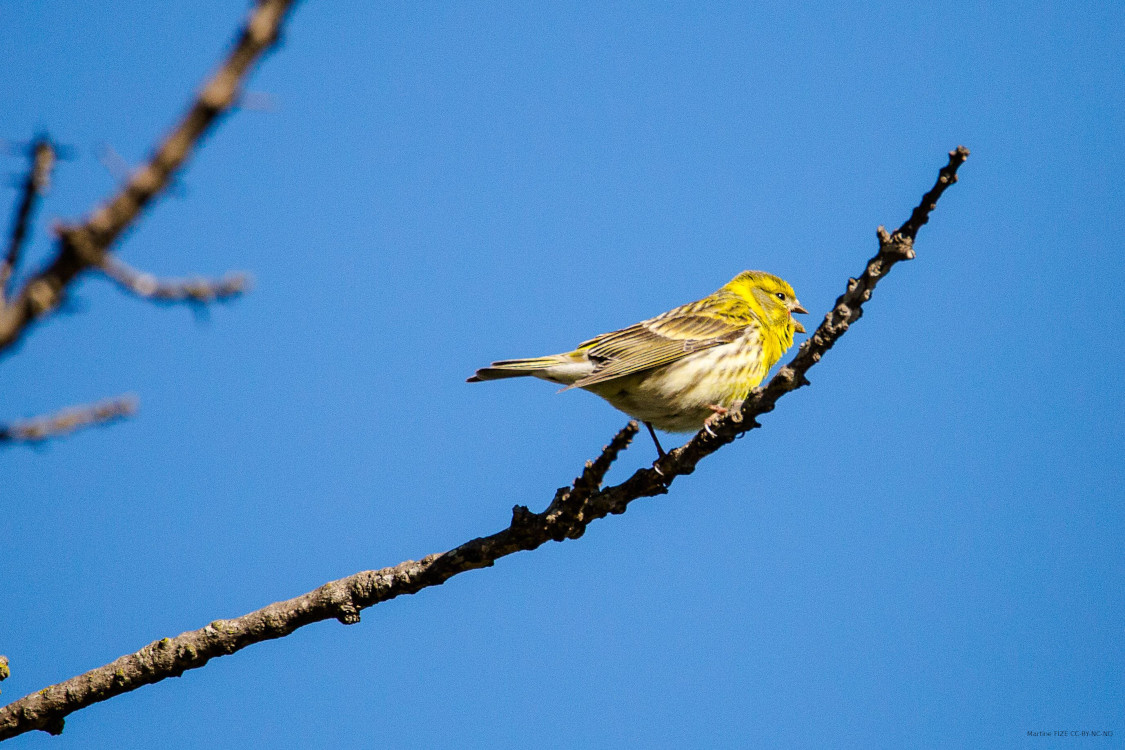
[468, 270, 808, 454]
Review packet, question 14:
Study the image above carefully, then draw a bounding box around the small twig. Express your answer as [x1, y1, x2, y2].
[0, 395, 138, 445]
[0, 0, 295, 355]
[0, 147, 968, 741]
[546, 420, 639, 534]
[98, 254, 250, 304]
[517, 420, 639, 541]
[897, 147, 969, 241]
[1, 136, 57, 302]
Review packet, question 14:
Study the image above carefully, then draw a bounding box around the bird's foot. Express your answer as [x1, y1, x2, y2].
[703, 405, 728, 437]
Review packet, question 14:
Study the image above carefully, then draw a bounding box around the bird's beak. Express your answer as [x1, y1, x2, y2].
[791, 302, 808, 333]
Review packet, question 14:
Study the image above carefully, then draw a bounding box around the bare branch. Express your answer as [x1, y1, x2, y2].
[0, 0, 295, 355]
[0, 395, 137, 446]
[0, 149, 968, 741]
[897, 146, 970, 241]
[635, 147, 974, 482]
[98, 254, 250, 304]
[1, 136, 57, 302]
[0, 422, 639, 739]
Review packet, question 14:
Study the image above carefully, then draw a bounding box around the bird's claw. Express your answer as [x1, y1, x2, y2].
[702, 404, 728, 437]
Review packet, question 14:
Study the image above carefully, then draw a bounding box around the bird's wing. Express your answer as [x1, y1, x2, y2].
[568, 298, 755, 389]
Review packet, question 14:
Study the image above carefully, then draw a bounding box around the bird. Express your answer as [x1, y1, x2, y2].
[467, 270, 808, 456]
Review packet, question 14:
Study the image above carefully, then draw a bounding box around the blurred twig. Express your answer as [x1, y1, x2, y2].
[1, 136, 57, 303]
[0, 395, 137, 446]
[98, 254, 250, 304]
[0, 148, 968, 742]
[0, 0, 294, 354]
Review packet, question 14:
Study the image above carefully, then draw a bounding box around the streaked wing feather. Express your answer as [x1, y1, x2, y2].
[570, 302, 753, 389]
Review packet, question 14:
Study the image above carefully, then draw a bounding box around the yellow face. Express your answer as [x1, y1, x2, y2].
[728, 271, 809, 334]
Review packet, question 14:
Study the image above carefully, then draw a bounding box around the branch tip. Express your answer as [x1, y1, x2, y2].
[0, 395, 138, 446]
[896, 145, 970, 241]
[2, 135, 58, 300]
[98, 255, 251, 305]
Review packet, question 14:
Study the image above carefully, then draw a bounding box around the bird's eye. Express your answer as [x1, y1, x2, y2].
[775, 292, 786, 300]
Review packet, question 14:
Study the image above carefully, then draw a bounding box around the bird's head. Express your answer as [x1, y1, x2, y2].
[725, 270, 809, 335]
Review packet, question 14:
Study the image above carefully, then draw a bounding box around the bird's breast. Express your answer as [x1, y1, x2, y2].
[584, 336, 769, 432]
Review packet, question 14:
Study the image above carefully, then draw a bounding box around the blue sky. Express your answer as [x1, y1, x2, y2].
[2, 1, 1122, 748]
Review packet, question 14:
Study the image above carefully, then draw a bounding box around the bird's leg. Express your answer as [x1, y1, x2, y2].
[703, 404, 728, 437]
[644, 421, 667, 458]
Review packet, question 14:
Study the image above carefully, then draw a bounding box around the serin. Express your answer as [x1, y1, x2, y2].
[468, 270, 808, 455]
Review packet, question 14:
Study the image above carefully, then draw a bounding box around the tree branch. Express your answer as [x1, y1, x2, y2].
[1, 136, 57, 303]
[0, 147, 968, 742]
[0, 0, 295, 355]
[648, 146, 973, 478]
[0, 395, 137, 446]
[0, 422, 640, 739]
[97, 254, 250, 304]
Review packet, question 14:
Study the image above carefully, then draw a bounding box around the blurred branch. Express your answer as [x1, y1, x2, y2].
[1, 136, 57, 303]
[96, 143, 188, 199]
[0, 148, 968, 742]
[98, 254, 250, 304]
[0, 395, 137, 446]
[0, 0, 295, 355]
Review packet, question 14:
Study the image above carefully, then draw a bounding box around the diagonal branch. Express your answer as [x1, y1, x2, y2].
[1, 136, 57, 303]
[0, 0, 296, 355]
[0, 148, 968, 742]
[97, 254, 250, 304]
[0, 395, 137, 446]
[897, 147, 968, 241]
[0, 422, 640, 739]
[639, 146, 973, 482]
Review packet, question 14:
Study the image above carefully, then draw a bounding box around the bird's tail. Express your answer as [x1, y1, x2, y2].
[467, 356, 562, 382]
